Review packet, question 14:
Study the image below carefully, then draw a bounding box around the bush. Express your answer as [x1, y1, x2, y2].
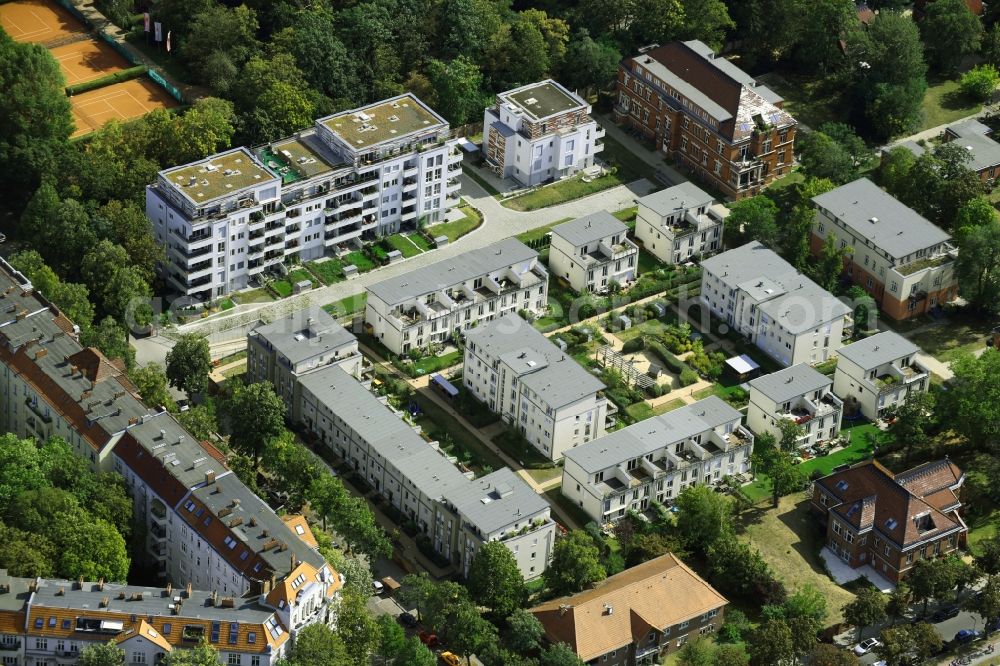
[621, 337, 646, 354]
[646, 340, 689, 375]
[65, 65, 148, 95]
[679, 369, 699, 386]
[961, 64, 1000, 102]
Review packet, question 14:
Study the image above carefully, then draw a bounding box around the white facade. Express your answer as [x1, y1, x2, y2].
[635, 182, 726, 265]
[746, 364, 843, 449]
[548, 212, 638, 294]
[832, 331, 930, 420]
[365, 238, 548, 355]
[483, 80, 603, 186]
[463, 314, 608, 461]
[700, 242, 850, 367]
[146, 94, 461, 300]
[562, 397, 753, 524]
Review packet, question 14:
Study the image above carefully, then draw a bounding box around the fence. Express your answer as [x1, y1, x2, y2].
[96, 29, 141, 66]
[148, 68, 184, 104]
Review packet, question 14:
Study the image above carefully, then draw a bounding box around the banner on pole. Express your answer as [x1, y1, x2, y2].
[143, 12, 150, 32]
[154, 21, 162, 42]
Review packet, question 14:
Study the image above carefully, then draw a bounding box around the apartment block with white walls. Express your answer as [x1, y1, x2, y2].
[746, 364, 843, 449]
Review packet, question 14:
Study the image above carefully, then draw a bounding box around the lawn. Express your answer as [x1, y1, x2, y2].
[516, 217, 572, 245]
[493, 429, 554, 468]
[218, 298, 235, 311]
[740, 495, 856, 625]
[409, 233, 433, 252]
[322, 293, 367, 317]
[234, 288, 274, 304]
[426, 203, 483, 242]
[903, 314, 992, 363]
[381, 233, 425, 258]
[766, 169, 805, 192]
[270, 280, 293, 298]
[306, 259, 345, 285]
[269, 268, 314, 298]
[343, 251, 376, 273]
[544, 488, 593, 530]
[411, 394, 507, 476]
[637, 248, 662, 275]
[526, 466, 563, 485]
[624, 398, 686, 421]
[691, 379, 748, 406]
[615, 318, 673, 343]
[919, 77, 982, 132]
[755, 72, 848, 129]
[396, 349, 463, 377]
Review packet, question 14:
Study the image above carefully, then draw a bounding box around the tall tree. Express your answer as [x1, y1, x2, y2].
[80, 317, 135, 370]
[748, 619, 796, 666]
[166, 334, 212, 397]
[921, 0, 983, 73]
[79, 642, 125, 666]
[940, 350, 1000, 449]
[506, 609, 545, 652]
[956, 221, 1000, 313]
[812, 234, 850, 293]
[467, 541, 527, 618]
[797, 131, 859, 185]
[675, 485, 733, 555]
[679, 0, 734, 50]
[885, 581, 911, 624]
[272, 12, 354, 102]
[222, 382, 286, 467]
[159, 639, 220, 666]
[539, 642, 586, 666]
[727, 196, 780, 247]
[791, 0, 856, 73]
[427, 57, 487, 126]
[842, 586, 888, 641]
[808, 644, 859, 666]
[334, 592, 380, 662]
[560, 30, 621, 95]
[543, 530, 607, 596]
[283, 623, 349, 666]
[0, 31, 73, 210]
[395, 637, 437, 666]
[131, 364, 177, 412]
[886, 391, 935, 462]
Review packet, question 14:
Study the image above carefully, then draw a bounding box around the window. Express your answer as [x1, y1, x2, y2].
[227, 654, 241, 666]
[132, 653, 146, 664]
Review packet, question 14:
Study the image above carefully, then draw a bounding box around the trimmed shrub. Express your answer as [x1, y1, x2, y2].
[65, 65, 148, 95]
[621, 337, 646, 354]
[646, 340, 689, 375]
[679, 369, 699, 386]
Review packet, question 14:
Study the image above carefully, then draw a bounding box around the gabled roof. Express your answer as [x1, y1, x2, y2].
[812, 178, 952, 259]
[837, 330, 918, 370]
[816, 459, 965, 548]
[531, 554, 727, 661]
[115, 620, 173, 652]
[551, 212, 627, 248]
[636, 181, 715, 218]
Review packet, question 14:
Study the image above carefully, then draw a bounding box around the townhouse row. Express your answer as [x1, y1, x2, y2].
[0, 259, 342, 666]
[247, 308, 556, 581]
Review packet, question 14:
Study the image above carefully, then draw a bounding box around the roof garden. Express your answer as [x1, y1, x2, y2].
[164, 148, 274, 203]
[895, 253, 954, 276]
[504, 81, 583, 120]
[259, 138, 337, 185]
[319, 94, 445, 149]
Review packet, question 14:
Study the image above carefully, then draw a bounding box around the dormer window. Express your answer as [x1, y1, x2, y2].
[885, 518, 898, 530]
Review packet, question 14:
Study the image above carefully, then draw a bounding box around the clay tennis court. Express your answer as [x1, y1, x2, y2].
[50, 39, 129, 85]
[0, 0, 85, 45]
[70, 77, 178, 138]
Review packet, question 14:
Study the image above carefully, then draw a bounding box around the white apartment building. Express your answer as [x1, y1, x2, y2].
[294, 364, 555, 580]
[0, 258, 343, 653]
[365, 238, 549, 355]
[833, 331, 930, 420]
[463, 314, 609, 461]
[812, 178, 958, 320]
[0, 572, 296, 666]
[146, 94, 462, 300]
[562, 396, 753, 524]
[747, 364, 843, 449]
[635, 182, 727, 264]
[700, 242, 851, 367]
[483, 79, 604, 186]
[548, 212, 638, 294]
[247, 307, 364, 421]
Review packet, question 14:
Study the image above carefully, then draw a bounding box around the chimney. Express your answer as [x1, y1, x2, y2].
[56, 587, 65, 596]
[34, 348, 47, 360]
[165, 583, 172, 597]
[290, 554, 296, 571]
[205, 470, 216, 485]
[210, 590, 218, 606]
[70, 364, 78, 377]
[101, 596, 109, 608]
[98, 578, 104, 591]
[559, 604, 570, 616]
[604, 603, 613, 616]
[76, 576, 83, 590]
[185, 582, 192, 598]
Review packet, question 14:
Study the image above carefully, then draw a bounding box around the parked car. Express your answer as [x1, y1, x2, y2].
[440, 652, 461, 666]
[855, 638, 881, 655]
[954, 629, 982, 644]
[398, 612, 418, 628]
[419, 631, 439, 647]
[372, 580, 385, 595]
[931, 605, 960, 622]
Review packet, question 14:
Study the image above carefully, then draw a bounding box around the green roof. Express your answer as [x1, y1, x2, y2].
[319, 94, 445, 149]
[261, 138, 338, 183]
[164, 148, 274, 203]
[505, 81, 583, 120]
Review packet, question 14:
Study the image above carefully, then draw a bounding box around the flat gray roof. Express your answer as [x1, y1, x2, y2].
[467, 314, 605, 408]
[757, 281, 851, 334]
[367, 238, 538, 306]
[947, 118, 992, 138]
[501, 80, 585, 120]
[251, 307, 356, 366]
[297, 366, 469, 499]
[749, 363, 832, 404]
[637, 182, 715, 218]
[812, 178, 951, 259]
[946, 131, 1000, 172]
[551, 211, 627, 247]
[444, 467, 549, 535]
[837, 330, 919, 370]
[565, 396, 739, 474]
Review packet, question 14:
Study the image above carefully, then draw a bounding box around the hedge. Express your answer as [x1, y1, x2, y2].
[621, 337, 646, 354]
[66, 65, 148, 95]
[646, 339, 691, 376]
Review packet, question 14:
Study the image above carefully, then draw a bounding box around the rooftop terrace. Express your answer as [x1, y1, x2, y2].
[503, 80, 583, 120]
[259, 137, 338, 184]
[319, 94, 445, 149]
[163, 148, 275, 204]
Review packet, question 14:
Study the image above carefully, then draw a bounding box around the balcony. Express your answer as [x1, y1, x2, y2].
[595, 126, 606, 139]
[149, 522, 167, 541]
[25, 398, 53, 424]
[150, 499, 167, 522]
[779, 392, 842, 427]
[579, 237, 639, 267]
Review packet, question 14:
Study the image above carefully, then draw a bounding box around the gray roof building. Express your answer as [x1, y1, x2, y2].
[636, 181, 715, 218]
[944, 120, 1000, 173]
[749, 364, 832, 404]
[250, 307, 356, 366]
[564, 396, 740, 474]
[367, 238, 538, 306]
[444, 467, 550, 536]
[467, 314, 605, 408]
[812, 178, 952, 260]
[550, 212, 627, 247]
[837, 330, 919, 370]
